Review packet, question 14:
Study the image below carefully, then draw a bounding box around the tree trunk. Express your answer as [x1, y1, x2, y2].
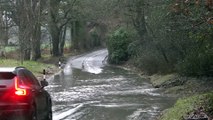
[129, 0, 147, 42]
[146, 23, 170, 64]
[71, 21, 79, 50]
[31, 23, 41, 60]
[48, 0, 61, 56]
[4, 12, 9, 46]
[0, 11, 9, 46]
[19, 19, 31, 60]
[60, 26, 66, 55]
[31, 0, 41, 61]
[19, 25, 31, 61]
[48, 13, 61, 56]
[76, 21, 87, 50]
[52, 30, 60, 56]
[133, 6, 147, 41]
[49, 23, 61, 56]
[17, 0, 33, 61]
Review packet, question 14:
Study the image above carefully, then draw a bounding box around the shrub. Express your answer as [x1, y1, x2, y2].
[127, 39, 174, 75]
[177, 49, 213, 77]
[107, 27, 133, 64]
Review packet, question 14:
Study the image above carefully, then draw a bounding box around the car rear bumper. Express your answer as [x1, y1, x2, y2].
[0, 103, 31, 119]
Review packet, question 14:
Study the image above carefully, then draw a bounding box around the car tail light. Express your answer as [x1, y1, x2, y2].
[14, 77, 27, 96]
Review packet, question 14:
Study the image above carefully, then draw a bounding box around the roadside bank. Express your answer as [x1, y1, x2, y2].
[115, 63, 213, 120]
[151, 74, 213, 120]
[0, 58, 59, 81]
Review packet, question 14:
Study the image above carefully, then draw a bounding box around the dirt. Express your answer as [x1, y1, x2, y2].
[183, 107, 209, 120]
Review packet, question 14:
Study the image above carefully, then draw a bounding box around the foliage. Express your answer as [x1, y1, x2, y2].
[165, 0, 213, 77]
[124, 0, 176, 74]
[173, 12, 213, 76]
[113, 0, 213, 76]
[128, 41, 168, 74]
[107, 27, 133, 64]
[90, 27, 101, 47]
[177, 48, 213, 77]
[160, 95, 201, 120]
[1, 0, 213, 76]
[204, 93, 213, 115]
[160, 93, 213, 120]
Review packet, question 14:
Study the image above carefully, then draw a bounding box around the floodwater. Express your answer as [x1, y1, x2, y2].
[46, 49, 176, 120]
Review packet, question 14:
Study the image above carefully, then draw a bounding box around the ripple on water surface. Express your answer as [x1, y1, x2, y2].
[47, 60, 176, 120]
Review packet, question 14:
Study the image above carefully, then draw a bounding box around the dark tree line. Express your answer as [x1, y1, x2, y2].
[1, 0, 211, 76]
[0, 0, 108, 61]
[107, 0, 213, 76]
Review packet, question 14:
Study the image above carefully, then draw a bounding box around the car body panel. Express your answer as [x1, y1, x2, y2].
[0, 67, 52, 120]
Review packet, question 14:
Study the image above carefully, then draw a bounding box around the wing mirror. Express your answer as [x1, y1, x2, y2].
[41, 69, 49, 87]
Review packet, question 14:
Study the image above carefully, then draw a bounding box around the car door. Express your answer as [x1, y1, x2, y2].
[23, 70, 48, 117]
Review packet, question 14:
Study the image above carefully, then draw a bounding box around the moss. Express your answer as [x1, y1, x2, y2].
[203, 93, 213, 116]
[160, 92, 213, 120]
[150, 74, 176, 87]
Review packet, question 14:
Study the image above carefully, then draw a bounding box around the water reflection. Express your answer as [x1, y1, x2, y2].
[47, 66, 176, 120]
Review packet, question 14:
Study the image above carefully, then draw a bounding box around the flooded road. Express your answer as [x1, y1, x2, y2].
[46, 49, 176, 120]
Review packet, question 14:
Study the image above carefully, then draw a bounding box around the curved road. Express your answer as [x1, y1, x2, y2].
[46, 49, 175, 120]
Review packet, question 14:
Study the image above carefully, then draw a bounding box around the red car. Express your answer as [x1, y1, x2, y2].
[0, 67, 52, 120]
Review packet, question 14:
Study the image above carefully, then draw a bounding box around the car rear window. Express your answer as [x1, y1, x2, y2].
[0, 72, 16, 80]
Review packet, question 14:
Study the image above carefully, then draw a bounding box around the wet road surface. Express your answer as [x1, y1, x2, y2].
[46, 49, 176, 120]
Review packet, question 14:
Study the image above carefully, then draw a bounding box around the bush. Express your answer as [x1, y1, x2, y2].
[134, 55, 160, 74]
[177, 49, 213, 77]
[107, 27, 134, 64]
[127, 39, 174, 75]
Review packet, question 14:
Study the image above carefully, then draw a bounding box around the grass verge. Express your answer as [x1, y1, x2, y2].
[150, 74, 177, 87]
[0, 59, 56, 77]
[160, 92, 213, 120]
[150, 74, 213, 120]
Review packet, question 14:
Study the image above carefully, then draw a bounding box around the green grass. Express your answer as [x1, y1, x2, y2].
[160, 92, 213, 120]
[150, 74, 176, 87]
[0, 59, 54, 76]
[3, 46, 18, 52]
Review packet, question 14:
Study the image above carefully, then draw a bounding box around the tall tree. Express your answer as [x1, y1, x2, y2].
[30, 0, 42, 60]
[48, 0, 77, 56]
[0, 1, 11, 46]
[3, 0, 43, 61]
[121, 0, 147, 41]
[0, 11, 9, 46]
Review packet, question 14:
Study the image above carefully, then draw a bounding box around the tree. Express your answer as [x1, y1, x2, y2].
[30, 0, 42, 60]
[48, 0, 77, 56]
[0, 0, 43, 61]
[17, 0, 42, 60]
[0, 11, 9, 46]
